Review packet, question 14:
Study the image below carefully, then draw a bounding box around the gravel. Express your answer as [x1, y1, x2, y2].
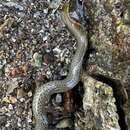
[0, 0, 76, 129]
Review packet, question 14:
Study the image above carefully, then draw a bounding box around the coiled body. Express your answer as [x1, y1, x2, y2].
[32, 3, 88, 130]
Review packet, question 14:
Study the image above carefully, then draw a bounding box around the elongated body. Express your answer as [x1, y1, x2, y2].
[32, 3, 88, 130]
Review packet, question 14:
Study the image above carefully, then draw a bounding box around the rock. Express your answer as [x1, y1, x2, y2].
[27, 91, 32, 97]
[33, 52, 43, 67]
[55, 94, 62, 104]
[9, 68, 19, 78]
[49, 0, 62, 10]
[0, 65, 4, 76]
[8, 104, 13, 110]
[34, 12, 41, 18]
[9, 96, 17, 104]
[17, 88, 26, 99]
[56, 118, 73, 129]
[0, 106, 9, 113]
[0, 115, 7, 125]
[16, 107, 24, 116]
[2, 97, 10, 103]
[6, 80, 18, 95]
[19, 98, 25, 102]
[79, 75, 120, 130]
[17, 117, 22, 127]
[43, 53, 54, 65]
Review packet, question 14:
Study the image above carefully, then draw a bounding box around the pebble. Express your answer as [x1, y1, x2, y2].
[46, 70, 52, 78]
[49, 0, 62, 9]
[17, 117, 22, 127]
[16, 107, 23, 116]
[19, 98, 25, 102]
[0, 65, 4, 76]
[0, 106, 8, 113]
[56, 118, 73, 128]
[17, 88, 25, 99]
[0, 0, 76, 129]
[27, 91, 32, 97]
[8, 104, 13, 110]
[43, 53, 53, 65]
[5, 121, 10, 127]
[43, 36, 48, 41]
[9, 96, 17, 104]
[6, 80, 18, 95]
[9, 68, 19, 78]
[2, 97, 10, 103]
[43, 9, 48, 14]
[53, 46, 62, 57]
[33, 52, 43, 67]
[0, 115, 7, 125]
[55, 93, 62, 104]
[34, 12, 41, 18]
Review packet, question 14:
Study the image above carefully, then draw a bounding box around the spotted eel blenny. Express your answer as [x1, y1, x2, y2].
[32, 2, 88, 130]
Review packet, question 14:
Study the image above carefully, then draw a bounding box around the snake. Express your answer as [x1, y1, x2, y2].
[32, 2, 88, 130]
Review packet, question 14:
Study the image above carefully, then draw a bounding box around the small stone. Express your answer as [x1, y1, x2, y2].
[53, 47, 61, 57]
[5, 121, 10, 127]
[43, 9, 48, 14]
[16, 107, 24, 116]
[55, 94, 62, 104]
[33, 52, 43, 67]
[0, 107, 8, 113]
[9, 68, 19, 78]
[21, 64, 28, 75]
[46, 70, 52, 78]
[19, 98, 25, 102]
[17, 88, 25, 99]
[43, 53, 53, 65]
[43, 36, 48, 41]
[49, 0, 62, 9]
[17, 118, 22, 127]
[70, 11, 79, 21]
[28, 109, 32, 117]
[8, 104, 13, 110]
[56, 118, 73, 128]
[27, 112, 32, 123]
[6, 80, 18, 95]
[0, 65, 4, 76]
[2, 97, 10, 103]
[9, 96, 17, 104]
[34, 12, 40, 18]
[0, 115, 7, 125]
[28, 91, 32, 97]
[11, 37, 16, 42]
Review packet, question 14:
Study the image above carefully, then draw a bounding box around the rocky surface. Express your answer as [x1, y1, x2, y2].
[0, 0, 76, 130]
[84, 0, 130, 129]
[76, 74, 120, 130]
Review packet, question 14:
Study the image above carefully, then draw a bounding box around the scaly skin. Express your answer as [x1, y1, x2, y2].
[32, 2, 88, 130]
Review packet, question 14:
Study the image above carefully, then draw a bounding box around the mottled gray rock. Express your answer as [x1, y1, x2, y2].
[74, 74, 120, 130]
